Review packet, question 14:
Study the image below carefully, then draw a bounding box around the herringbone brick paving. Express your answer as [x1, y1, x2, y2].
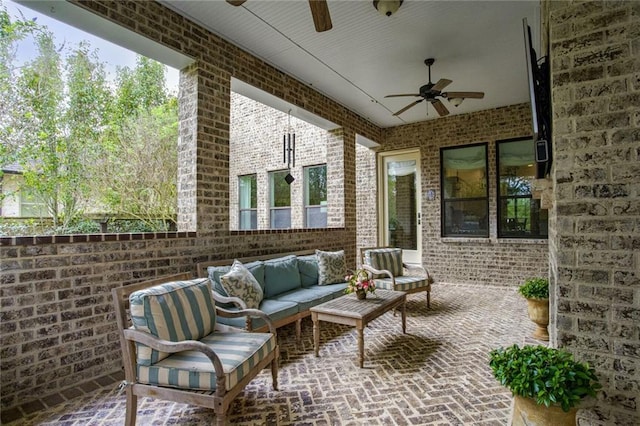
[10, 284, 543, 425]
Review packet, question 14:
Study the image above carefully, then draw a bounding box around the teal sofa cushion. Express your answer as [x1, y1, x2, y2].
[304, 282, 349, 299]
[297, 255, 319, 287]
[274, 288, 335, 311]
[263, 255, 301, 298]
[216, 298, 299, 329]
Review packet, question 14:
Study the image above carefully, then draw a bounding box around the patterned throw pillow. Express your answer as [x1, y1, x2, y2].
[220, 260, 264, 309]
[315, 249, 347, 285]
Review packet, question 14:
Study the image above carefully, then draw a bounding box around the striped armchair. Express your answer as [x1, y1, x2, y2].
[112, 273, 279, 426]
[360, 247, 433, 308]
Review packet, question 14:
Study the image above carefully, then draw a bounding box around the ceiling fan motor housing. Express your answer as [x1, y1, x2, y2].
[419, 84, 436, 98]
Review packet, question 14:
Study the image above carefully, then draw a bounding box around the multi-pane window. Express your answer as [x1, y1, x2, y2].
[20, 188, 47, 217]
[441, 143, 489, 237]
[497, 138, 548, 238]
[269, 170, 291, 229]
[238, 174, 257, 230]
[304, 164, 327, 228]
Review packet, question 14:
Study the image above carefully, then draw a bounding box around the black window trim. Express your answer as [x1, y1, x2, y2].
[495, 136, 548, 240]
[440, 142, 489, 238]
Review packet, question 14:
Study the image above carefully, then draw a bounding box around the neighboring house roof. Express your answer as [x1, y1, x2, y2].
[1, 163, 24, 174]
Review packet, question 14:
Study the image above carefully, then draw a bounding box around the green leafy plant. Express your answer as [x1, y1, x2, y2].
[489, 344, 601, 412]
[518, 277, 549, 299]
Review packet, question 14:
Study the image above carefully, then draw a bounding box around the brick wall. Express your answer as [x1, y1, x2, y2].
[547, 1, 640, 423]
[229, 92, 329, 230]
[379, 104, 550, 286]
[2, 0, 634, 420]
[0, 0, 364, 410]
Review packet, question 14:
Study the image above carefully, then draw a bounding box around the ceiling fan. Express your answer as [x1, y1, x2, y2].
[385, 58, 485, 117]
[227, 0, 332, 32]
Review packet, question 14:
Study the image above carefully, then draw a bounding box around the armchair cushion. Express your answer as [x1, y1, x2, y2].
[364, 248, 403, 277]
[220, 260, 264, 309]
[137, 331, 277, 391]
[316, 249, 347, 285]
[129, 278, 216, 366]
[375, 275, 428, 292]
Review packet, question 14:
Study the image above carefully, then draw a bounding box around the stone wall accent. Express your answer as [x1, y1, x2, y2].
[379, 104, 550, 286]
[547, 1, 640, 423]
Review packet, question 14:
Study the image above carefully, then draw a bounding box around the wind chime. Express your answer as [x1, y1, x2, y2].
[283, 109, 295, 184]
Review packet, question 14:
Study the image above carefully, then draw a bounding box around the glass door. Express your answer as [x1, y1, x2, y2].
[379, 150, 422, 264]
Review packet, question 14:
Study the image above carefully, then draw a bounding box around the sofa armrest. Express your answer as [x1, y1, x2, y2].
[361, 264, 396, 285]
[123, 328, 224, 376]
[216, 307, 277, 335]
[212, 290, 247, 309]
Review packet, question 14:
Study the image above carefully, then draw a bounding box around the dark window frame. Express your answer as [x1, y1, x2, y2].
[269, 169, 291, 229]
[303, 163, 327, 228]
[496, 136, 548, 239]
[440, 142, 489, 238]
[238, 173, 257, 230]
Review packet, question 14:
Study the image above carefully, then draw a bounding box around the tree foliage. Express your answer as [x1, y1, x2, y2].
[0, 4, 178, 235]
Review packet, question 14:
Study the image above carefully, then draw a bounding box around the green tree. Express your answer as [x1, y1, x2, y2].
[113, 56, 166, 122]
[0, 5, 40, 192]
[1, 4, 177, 235]
[16, 28, 67, 227]
[98, 98, 178, 230]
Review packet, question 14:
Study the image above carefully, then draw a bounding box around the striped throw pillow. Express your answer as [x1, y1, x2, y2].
[365, 248, 403, 277]
[129, 278, 216, 366]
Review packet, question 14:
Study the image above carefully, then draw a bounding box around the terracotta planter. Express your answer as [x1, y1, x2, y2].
[526, 298, 549, 341]
[512, 395, 577, 426]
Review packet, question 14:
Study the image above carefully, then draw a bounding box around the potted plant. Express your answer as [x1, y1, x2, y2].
[489, 344, 601, 426]
[519, 277, 549, 341]
[345, 268, 376, 299]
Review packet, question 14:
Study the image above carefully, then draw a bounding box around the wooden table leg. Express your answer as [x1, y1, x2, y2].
[401, 298, 406, 333]
[357, 321, 364, 368]
[312, 313, 320, 357]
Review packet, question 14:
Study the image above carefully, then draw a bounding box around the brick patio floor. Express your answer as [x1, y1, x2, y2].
[5, 283, 547, 425]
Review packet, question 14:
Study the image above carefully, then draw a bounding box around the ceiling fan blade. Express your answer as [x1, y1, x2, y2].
[432, 99, 450, 116]
[226, 0, 247, 5]
[393, 100, 423, 116]
[384, 94, 421, 98]
[309, 0, 332, 32]
[431, 78, 452, 92]
[444, 91, 485, 99]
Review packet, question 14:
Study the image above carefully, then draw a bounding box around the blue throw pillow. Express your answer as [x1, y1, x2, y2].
[297, 255, 319, 287]
[264, 255, 302, 298]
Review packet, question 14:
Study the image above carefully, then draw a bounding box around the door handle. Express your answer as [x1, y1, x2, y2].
[417, 212, 421, 225]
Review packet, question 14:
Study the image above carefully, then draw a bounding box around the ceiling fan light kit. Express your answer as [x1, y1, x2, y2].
[373, 0, 403, 17]
[384, 58, 484, 118]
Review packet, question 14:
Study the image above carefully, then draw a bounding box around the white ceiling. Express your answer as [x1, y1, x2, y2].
[160, 0, 541, 128]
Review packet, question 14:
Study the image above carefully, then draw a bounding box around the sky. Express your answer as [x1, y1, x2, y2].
[4, 0, 179, 92]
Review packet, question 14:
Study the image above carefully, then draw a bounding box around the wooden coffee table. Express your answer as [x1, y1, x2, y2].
[310, 289, 406, 368]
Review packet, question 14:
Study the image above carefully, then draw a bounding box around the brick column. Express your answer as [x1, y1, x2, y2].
[548, 1, 640, 423]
